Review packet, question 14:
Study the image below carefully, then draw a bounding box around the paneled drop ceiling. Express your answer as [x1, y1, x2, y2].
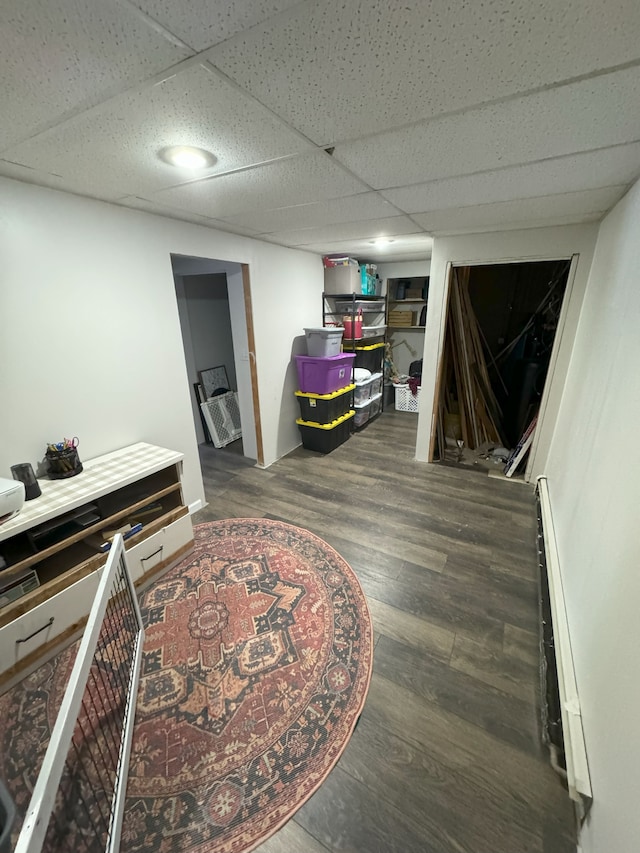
[1, 0, 639, 262]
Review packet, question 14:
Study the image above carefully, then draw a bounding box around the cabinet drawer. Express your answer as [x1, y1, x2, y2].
[0, 571, 99, 673]
[126, 512, 193, 583]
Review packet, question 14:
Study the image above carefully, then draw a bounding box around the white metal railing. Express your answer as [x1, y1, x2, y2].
[14, 535, 144, 853]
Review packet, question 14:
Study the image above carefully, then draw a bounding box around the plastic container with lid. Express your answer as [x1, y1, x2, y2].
[296, 410, 355, 453]
[295, 353, 356, 395]
[304, 327, 343, 357]
[294, 383, 354, 424]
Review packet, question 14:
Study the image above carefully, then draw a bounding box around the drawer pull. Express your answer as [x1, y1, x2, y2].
[141, 546, 163, 563]
[17, 617, 54, 644]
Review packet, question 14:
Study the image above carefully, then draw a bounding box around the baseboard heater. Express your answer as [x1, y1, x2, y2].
[536, 476, 592, 823]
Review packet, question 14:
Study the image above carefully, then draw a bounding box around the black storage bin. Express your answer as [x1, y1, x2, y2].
[353, 342, 385, 373]
[296, 410, 354, 453]
[294, 383, 354, 425]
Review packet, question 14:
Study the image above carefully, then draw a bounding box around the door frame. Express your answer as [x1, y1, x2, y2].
[171, 254, 264, 466]
[241, 263, 264, 467]
[427, 255, 578, 481]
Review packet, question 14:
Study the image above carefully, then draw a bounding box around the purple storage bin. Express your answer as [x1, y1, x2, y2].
[295, 353, 356, 395]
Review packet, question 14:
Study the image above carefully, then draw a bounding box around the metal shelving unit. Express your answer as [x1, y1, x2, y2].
[322, 292, 387, 430]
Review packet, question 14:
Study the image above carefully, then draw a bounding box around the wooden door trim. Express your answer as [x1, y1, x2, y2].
[241, 264, 265, 467]
[428, 262, 454, 462]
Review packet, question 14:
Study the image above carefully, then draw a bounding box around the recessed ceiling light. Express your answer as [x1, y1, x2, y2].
[369, 237, 396, 246]
[160, 145, 216, 170]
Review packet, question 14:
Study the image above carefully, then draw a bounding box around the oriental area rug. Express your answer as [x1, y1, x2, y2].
[0, 518, 373, 853]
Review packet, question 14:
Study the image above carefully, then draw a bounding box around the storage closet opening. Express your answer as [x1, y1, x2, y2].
[431, 259, 571, 481]
[171, 255, 262, 464]
[385, 274, 429, 412]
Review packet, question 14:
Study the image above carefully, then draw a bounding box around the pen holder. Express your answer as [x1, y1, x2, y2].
[46, 447, 83, 479]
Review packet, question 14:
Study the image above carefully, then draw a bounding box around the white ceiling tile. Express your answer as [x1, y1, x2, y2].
[0, 159, 126, 201]
[411, 186, 627, 233]
[115, 195, 223, 227]
[299, 234, 434, 262]
[2, 64, 315, 199]
[221, 192, 398, 232]
[334, 67, 640, 188]
[259, 215, 422, 246]
[381, 144, 640, 213]
[153, 152, 369, 219]
[130, 0, 303, 52]
[117, 195, 265, 235]
[207, 0, 640, 143]
[0, 0, 192, 150]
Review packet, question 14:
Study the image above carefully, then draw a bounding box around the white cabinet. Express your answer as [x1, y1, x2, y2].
[0, 571, 100, 673]
[126, 512, 193, 583]
[0, 443, 194, 681]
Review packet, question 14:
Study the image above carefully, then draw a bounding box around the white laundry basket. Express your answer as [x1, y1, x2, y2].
[394, 384, 421, 413]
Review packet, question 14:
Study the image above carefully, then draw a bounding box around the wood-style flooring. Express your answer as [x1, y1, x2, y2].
[194, 411, 575, 853]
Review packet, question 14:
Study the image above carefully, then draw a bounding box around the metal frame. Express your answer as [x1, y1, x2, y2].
[14, 535, 144, 853]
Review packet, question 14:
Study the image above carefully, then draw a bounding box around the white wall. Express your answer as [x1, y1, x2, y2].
[544, 180, 640, 853]
[0, 178, 323, 508]
[417, 224, 598, 476]
[375, 259, 431, 294]
[175, 273, 236, 445]
[184, 274, 236, 392]
[376, 260, 431, 376]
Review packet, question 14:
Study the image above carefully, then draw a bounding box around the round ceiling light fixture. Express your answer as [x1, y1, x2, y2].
[160, 145, 216, 169]
[369, 237, 395, 247]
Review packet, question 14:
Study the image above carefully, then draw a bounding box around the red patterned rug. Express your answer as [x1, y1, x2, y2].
[0, 518, 372, 853]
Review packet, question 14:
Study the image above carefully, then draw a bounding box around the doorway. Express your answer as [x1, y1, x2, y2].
[171, 255, 263, 466]
[430, 259, 572, 479]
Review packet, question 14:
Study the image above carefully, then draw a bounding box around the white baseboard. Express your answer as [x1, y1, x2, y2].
[188, 499, 205, 514]
[537, 476, 592, 817]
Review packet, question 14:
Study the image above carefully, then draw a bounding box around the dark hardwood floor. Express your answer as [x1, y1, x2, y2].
[194, 411, 575, 853]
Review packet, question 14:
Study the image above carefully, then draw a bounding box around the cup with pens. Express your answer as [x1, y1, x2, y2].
[45, 436, 83, 479]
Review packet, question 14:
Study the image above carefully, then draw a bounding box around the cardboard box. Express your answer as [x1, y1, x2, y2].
[388, 310, 415, 327]
[324, 265, 361, 294]
[405, 288, 424, 299]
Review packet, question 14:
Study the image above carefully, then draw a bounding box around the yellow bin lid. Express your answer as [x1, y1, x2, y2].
[354, 342, 385, 351]
[294, 383, 355, 400]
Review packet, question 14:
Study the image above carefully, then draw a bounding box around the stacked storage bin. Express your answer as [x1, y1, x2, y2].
[294, 328, 356, 453]
[353, 370, 384, 429]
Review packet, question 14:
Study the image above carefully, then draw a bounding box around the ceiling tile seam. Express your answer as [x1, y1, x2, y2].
[198, 0, 312, 52]
[288, 150, 420, 224]
[115, 2, 324, 159]
[116, 0, 194, 50]
[0, 158, 64, 179]
[375, 138, 640, 195]
[0, 52, 207, 156]
[120, 0, 312, 55]
[151, 150, 339, 194]
[399, 184, 630, 218]
[430, 213, 608, 237]
[213, 190, 393, 225]
[252, 212, 424, 239]
[404, 214, 433, 235]
[200, 60, 322, 152]
[327, 56, 640, 149]
[271, 227, 436, 247]
[111, 199, 216, 226]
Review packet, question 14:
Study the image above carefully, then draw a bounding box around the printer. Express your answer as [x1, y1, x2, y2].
[0, 477, 25, 525]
